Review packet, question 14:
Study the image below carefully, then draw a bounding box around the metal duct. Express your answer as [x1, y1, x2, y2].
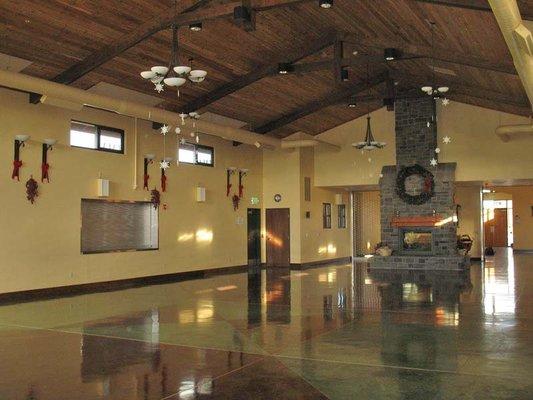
[0, 69, 281, 149]
[495, 123, 533, 141]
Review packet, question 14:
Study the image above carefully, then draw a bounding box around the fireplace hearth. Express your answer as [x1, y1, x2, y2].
[370, 97, 469, 271]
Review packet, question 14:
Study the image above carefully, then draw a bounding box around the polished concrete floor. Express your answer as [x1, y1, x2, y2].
[0, 248, 532, 399]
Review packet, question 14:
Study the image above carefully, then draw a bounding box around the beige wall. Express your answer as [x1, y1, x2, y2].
[315, 102, 533, 186]
[261, 147, 351, 264]
[456, 186, 482, 258]
[497, 186, 533, 250]
[0, 88, 263, 294]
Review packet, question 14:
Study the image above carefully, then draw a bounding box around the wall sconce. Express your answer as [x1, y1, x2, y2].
[239, 168, 249, 198]
[226, 167, 237, 197]
[41, 139, 57, 183]
[144, 153, 155, 190]
[160, 156, 172, 192]
[12, 134, 30, 181]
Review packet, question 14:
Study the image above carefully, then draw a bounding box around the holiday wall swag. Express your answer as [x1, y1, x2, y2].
[143, 154, 155, 190]
[396, 164, 435, 205]
[41, 139, 57, 183]
[12, 135, 30, 181]
[226, 167, 236, 197]
[25, 176, 38, 204]
[232, 194, 240, 211]
[238, 169, 248, 198]
[150, 188, 161, 209]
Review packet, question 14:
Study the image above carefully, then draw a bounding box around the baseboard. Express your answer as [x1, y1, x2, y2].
[290, 256, 352, 270]
[0, 264, 249, 305]
[470, 257, 482, 261]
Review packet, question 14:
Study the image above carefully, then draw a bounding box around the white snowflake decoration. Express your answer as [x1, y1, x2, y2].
[160, 125, 170, 135]
[160, 160, 170, 170]
[175, 127, 181, 134]
[435, 147, 441, 154]
[430, 158, 438, 167]
[442, 98, 450, 106]
[443, 136, 451, 144]
[155, 83, 164, 93]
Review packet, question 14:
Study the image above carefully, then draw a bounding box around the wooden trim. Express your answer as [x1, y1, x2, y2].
[0, 264, 249, 305]
[290, 256, 352, 270]
[391, 215, 444, 227]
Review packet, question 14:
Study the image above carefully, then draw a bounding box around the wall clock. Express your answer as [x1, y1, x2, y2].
[274, 194, 282, 203]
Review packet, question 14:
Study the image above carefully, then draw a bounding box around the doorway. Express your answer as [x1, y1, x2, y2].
[247, 208, 261, 266]
[483, 198, 513, 248]
[265, 208, 290, 267]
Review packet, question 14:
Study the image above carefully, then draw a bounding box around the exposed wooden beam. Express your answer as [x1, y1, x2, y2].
[333, 39, 344, 84]
[182, 31, 337, 113]
[339, 32, 518, 76]
[50, 0, 309, 86]
[254, 72, 388, 134]
[412, 0, 532, 21]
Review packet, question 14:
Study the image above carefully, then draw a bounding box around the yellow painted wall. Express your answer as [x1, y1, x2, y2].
[314, 102, 533, 186]
[0, 88, 263, 294]
[456, 186, 482, 258]
[498, 186, 533, 250]
[261, 147, 351, 265]
[299, 147, 351, 264]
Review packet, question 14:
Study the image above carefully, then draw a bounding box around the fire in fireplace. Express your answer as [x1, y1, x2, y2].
[400, 228, 434, 255]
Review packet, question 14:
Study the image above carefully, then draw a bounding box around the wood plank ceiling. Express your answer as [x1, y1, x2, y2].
[0, 0, 531, 138]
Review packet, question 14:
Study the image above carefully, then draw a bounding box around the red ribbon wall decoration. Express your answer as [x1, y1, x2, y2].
[41, 143, 52, 183]
[161, 168, 167, 192]
[12, 139, 24, 180]
[143, 157, 152, 190]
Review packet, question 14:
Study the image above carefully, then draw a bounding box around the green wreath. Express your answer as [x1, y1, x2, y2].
[396, 164, 435, 205]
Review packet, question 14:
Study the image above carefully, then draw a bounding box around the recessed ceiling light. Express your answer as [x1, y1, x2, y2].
[319, 0, 333, 9]
[278, 63, 293, 74]
[189, 22, 202, 32]
[384, 48, 399, 61]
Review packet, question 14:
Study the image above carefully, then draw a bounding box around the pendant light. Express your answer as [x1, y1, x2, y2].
[421, 22, 449, 97]
[352, 60, 386, 150]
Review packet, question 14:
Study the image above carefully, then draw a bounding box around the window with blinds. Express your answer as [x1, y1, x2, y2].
[81, 199, 158, 254]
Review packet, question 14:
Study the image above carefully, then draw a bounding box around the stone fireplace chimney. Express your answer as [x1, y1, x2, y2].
[371, 97, 468, 270]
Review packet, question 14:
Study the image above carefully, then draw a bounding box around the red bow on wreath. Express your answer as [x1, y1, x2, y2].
[12, 160, 23, 181]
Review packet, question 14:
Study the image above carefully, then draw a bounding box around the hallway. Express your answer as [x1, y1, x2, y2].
[0, 250, 531, 399]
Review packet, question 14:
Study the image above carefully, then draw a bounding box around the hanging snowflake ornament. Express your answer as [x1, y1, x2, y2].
[180, 138, 186, 145]
[435, 147, 441, 154]
[195, 134, 200, 143]
[160, 124, 170, 135]
[154, 83, 164, 93]
[443, 136, 451, 144]
[441, 98, 450, 106]
[175, 127, 181, 134]
[160, 160, 170, 170]
[427, 121, 431, 128]
[430, 158, 438, 167]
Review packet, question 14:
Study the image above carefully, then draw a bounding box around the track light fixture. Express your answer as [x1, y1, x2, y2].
[189, 22, 202, 32]
[348, 101, 357, 108]
[341, 69, 349, 82]
[278, 63, 293, 74]
[319, 0, 333, 8]
[384, 48, 399, 61]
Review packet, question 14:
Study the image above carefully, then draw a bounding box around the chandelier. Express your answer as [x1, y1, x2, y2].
[353, 115, 386, 150]
[352, 60, 386, 151]
[421, 22, 449, 98]
[140, 24, 206, 95]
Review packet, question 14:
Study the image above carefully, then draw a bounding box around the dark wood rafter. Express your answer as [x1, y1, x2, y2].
[339, 33, 518, 76]
[333, 38, 344, 84]
[49, 0, 311, 87]
[254, 72, 388, 134]
[412, 0, 533, 21]
[182, 31, 337, 113]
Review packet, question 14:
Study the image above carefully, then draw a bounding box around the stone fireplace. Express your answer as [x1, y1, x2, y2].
[370, 97, 468, 270]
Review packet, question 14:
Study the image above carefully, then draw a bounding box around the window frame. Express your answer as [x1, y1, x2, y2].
[338, 204, 346, 229]
[70, 120, 125, 154]
[323, 203, 332, 229]
[178, 142, 215, 167]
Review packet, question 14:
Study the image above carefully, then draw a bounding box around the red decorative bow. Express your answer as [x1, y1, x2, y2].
[41, 163, 50, 183]
[239, 184, 244, 198]
[226, 183, 232, 197]
[161, 172, 167, 192]
[143, 174, 149, 190]
[12, 160, 23, 180]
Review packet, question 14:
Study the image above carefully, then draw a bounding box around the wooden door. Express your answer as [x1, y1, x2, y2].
[266, 208, 290, 267]
[484, 208, 508, 247]
[247, 208, 261, 265]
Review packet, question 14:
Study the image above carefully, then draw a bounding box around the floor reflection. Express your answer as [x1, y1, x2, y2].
[0, 249, 532, 399]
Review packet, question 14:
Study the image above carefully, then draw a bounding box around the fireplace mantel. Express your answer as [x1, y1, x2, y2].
[391, 215, 443, 227]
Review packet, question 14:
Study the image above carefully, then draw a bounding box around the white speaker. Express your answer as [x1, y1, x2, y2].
[97, 179, 110, 197]
[196, 186, 206, 202]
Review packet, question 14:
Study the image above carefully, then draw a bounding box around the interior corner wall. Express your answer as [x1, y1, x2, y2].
[455, 186, 482, 258]
[353, 191, 381, 255]
[497, 186, 533, 251]
[261, 147, 351, 265]
[299, 147, 351, 264]
[0, 88, 263, 294]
